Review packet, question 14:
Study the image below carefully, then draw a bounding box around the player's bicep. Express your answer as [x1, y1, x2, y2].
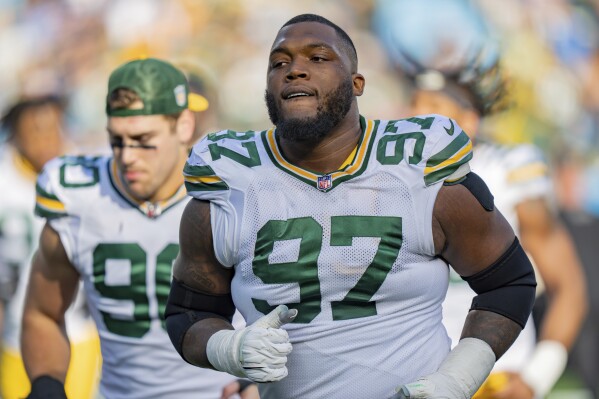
[434, 181, 537, 358]
[24, 223, 80, 322]
[433, 182, 514, 277]
[173, 199, 233, 294]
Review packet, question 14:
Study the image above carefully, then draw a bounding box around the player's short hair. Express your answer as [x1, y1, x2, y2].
[107, 88, 141, 111]
[281, 14, 358, 70]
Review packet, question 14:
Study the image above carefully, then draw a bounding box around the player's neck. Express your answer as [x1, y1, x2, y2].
[278, 111, 362, 175]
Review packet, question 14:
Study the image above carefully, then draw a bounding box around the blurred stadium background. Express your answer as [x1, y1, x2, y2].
[0, 0, 598, 398]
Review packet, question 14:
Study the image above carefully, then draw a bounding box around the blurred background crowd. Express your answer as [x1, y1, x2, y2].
[1, 0, 599, 212]
[0, 0, 598, 398]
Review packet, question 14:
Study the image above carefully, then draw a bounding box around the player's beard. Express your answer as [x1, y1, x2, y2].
[265, 77, 354, 142]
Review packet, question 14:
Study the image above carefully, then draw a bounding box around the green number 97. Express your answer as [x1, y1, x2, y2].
[252, 216, 402, 323]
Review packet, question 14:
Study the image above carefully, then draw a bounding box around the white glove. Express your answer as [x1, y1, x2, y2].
[207, 305, 298, 382]
[392, 338, 496, 399]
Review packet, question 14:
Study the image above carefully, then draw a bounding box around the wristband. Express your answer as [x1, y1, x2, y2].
[27, 375, 67, 399]
[521, 340, 568, 398]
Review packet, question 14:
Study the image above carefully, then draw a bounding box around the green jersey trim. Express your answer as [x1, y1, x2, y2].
[183, 163, 230, 192]
[424, 130, 473, 186]
[35, 181, 67, 219]
[261, 116, 379, 192]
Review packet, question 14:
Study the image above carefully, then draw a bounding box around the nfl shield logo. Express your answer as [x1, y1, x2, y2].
[174, 84, 187, 107]
[317, 174, 332, 191]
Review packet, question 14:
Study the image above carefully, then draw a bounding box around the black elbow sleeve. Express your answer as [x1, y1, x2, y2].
[462, 237, 537, 328]
[164, 278, 236, 362]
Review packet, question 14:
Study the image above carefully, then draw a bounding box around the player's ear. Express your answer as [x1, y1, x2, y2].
[175, 109, 195, 145]
[352, 73, 365, 97]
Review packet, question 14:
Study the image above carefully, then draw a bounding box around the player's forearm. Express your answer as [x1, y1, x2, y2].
[460, 309, 522, 360]
[539, 282, 586, 348]
[528, 228, 588, 348]
[21, 310, 71, 382]
[181, 317, 234, 368]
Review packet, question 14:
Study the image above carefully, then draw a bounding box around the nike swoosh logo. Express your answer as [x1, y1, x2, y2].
[444, 119, 455, 136]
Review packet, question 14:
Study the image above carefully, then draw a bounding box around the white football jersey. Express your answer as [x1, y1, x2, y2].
[185, 115, 473, 399]
[443, 141, 553, 371]
[35, 155, 237, 399]
[0, 145, 91, 351]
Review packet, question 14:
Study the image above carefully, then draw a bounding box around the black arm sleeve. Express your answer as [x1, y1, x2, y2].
[164, 278, 236, 362]
[462, 237, 537, 328]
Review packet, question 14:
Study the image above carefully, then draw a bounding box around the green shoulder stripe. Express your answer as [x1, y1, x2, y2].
[36, 182, 59, 201]
[35, 204, 67, 219]
[424, 131, 472, 186]
[183, 162, 229, 192]
[426, 131, 470, 168]
[183, 163, 217, 177]
[35, 180, 67, 217]
[184, 180, 229, 192]
[424, 152, 472, 186]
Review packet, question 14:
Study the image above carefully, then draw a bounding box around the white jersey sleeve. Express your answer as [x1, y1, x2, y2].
[470, 141, 554, 231]
[35, 156, 101, 262]
[185, 130, 263, 267]
[503, 143, 553, 204]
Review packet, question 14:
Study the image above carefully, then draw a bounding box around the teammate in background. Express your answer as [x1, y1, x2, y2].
[165, 14, 537, 399]
[20, 58, 258, 399]
[0, 95, 101, 399]
[409, 62, 588, 398]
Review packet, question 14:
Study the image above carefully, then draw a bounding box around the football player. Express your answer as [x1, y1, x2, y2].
[0, 95, 101, 399]
[409, 64, 587, 399]
[20, 58, 258, 399]
[165, 14, 537, 399]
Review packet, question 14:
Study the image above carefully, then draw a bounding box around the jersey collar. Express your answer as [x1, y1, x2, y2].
[262, 115, 379, 192]
[108, 158, 187, 218]
[11, 148, 38, 182]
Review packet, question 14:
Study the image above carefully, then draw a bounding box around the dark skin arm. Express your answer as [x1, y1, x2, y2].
[173, 199, 234, 368]
[516, 198, 587, 348]
[22, 223, 80, 383]
[432, 183, 523, 359]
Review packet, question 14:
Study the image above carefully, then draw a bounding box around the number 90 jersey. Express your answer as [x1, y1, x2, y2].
[35, 156, 236, 399]
[185, 115, 473, 399]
